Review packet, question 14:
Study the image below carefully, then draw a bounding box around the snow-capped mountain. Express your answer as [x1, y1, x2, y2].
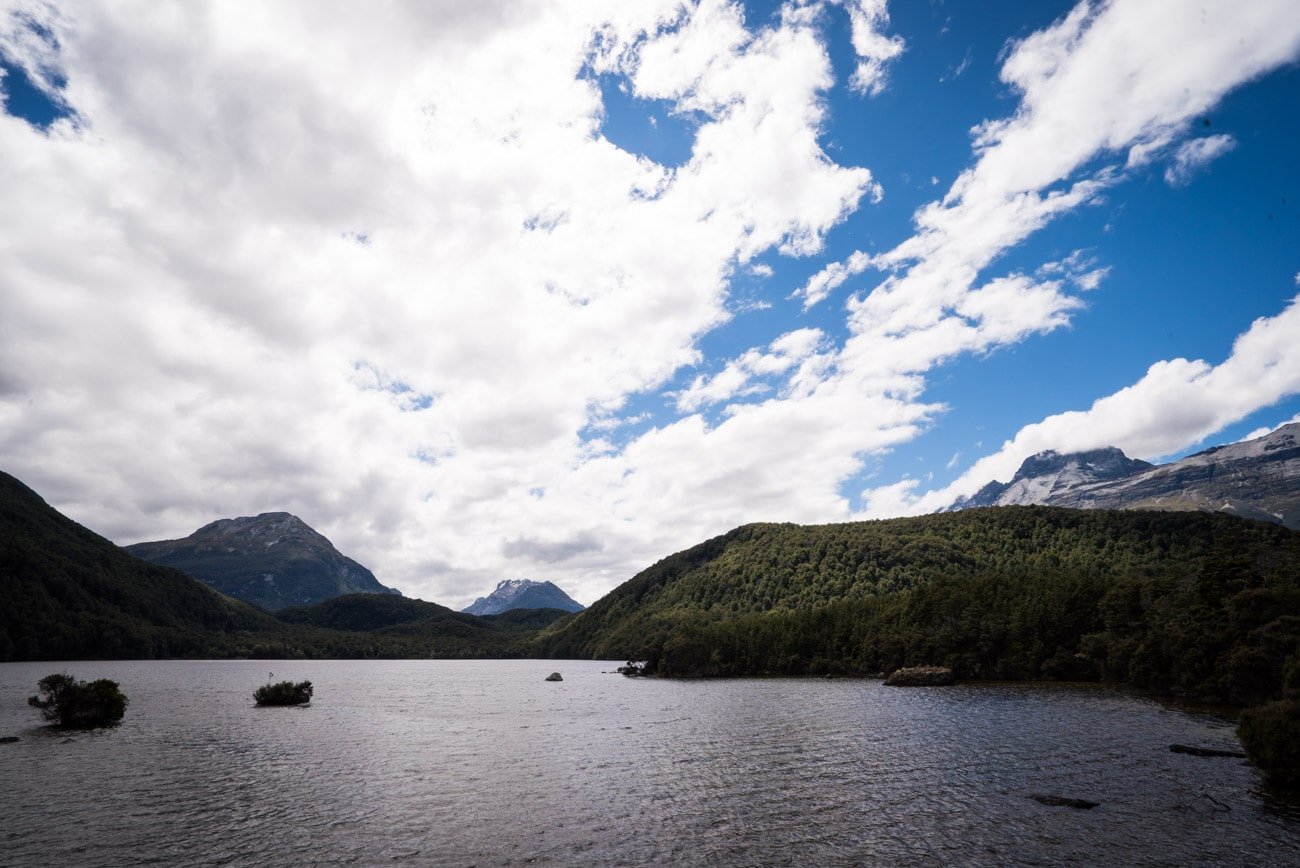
[461, 579, 585, 615]
[948, 423, 1300, 528]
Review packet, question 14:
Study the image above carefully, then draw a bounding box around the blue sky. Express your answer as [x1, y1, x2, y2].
[2, 1, 1299, 604]
[601, 0, 1300, 507]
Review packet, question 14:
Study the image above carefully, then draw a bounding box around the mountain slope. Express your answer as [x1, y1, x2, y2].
[0, 470, 276, 660]
[127, 513, 400, 610]
[537, 507, 1300, 704]
[950, 423, 1300, 527]
[461, 579, 585, 615]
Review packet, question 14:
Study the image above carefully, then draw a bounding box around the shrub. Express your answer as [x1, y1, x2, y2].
[254, 679, 313, 706]
[28, 673, 128, 727]
[1237, 699, 1300, 788]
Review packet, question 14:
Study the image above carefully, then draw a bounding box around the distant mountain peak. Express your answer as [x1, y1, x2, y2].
[461, 579, 584, 616]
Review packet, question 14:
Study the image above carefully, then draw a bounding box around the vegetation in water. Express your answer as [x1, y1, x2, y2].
[1237, 699, 1300, 788]
[254, 679, 314, 706]
[28, 672, 129, 727]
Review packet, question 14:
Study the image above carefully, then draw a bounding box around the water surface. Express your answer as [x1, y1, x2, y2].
[1, 659, 1297, 865]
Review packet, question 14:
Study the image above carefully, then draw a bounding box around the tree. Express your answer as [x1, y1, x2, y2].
[28, 673, 129, 727]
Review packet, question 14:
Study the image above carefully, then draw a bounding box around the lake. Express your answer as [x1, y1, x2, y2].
[1, 659, 1298, 865]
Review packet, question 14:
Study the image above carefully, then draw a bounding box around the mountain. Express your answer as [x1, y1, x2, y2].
[952, 448, 1154, 508]
[0, 468, 570, 661]
[537, 506, 1300, 706]
[461, 579, 585, 615]
[0, 470, 276, 661]
[948, 423, 1300, 527]
[127, 513, 400, 611]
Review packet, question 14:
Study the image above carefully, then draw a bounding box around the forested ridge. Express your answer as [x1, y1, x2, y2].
[538, 507, 1300, 705]
[8, 461, 1300, 710]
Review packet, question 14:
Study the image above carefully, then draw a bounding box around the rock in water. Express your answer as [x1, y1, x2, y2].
[884, 666, 955, 686]
[545, 672, 563, 682]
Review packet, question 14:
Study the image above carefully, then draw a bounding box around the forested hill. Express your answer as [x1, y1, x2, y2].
[537, 507, 1300, 705]
[0, 470, 275, 660]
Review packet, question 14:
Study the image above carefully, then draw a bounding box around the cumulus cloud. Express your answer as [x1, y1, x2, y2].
[829, 0, 905, 95]
[799, 0, 1300, 310]
[501, 531, 603, 564]
[676, 327, 827, 412]
[1164, 134, 1236, 186]
[2, 0, 1298, 610]
[0, 0, 878, 605]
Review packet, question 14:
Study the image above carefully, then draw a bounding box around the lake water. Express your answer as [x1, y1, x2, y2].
[1, 659, 1298, 866]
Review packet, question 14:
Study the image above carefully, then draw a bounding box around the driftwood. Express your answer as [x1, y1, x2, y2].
[1169, 744, 1246, 758]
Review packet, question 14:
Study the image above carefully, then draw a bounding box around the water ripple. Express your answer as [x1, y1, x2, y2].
[2, 661, 1299, 866]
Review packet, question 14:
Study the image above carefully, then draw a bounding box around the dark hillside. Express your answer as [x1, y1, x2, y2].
[0, 470, 275, 660]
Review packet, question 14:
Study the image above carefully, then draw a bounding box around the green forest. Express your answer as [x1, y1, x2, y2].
[537, 508, 1300, 706]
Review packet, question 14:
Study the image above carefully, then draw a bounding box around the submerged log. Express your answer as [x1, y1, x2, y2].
[884, 666, 955, 687]
[1030, 794, 1100, 810]
[1170, 744, 1247, 758]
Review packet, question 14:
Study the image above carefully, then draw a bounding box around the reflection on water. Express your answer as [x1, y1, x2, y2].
[1, 660, 1298, 866]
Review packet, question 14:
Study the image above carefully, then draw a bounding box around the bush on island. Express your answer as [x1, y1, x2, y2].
[255, 679, 313, 706]
[28, 673, 128, 727]
[1237, 699, 1300, 788]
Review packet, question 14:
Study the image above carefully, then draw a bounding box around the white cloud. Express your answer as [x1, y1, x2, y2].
[0, 0, 878, 606]
[829, 0, 905, 96]
[676, 327, 827, 411]
[2, 0, 1299, 612]
[800, 0, 1300, 310]
[1164, 133, 1236, 186]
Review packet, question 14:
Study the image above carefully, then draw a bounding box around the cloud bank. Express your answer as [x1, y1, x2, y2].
[2, 0, 1298, 607]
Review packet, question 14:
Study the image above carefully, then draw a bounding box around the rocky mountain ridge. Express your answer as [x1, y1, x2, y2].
[127, 512, 400, 611]
[948, 423, 1300, 528]
[461, 579, 585, 615]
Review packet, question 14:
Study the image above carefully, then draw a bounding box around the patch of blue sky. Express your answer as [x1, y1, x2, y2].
[352, 361, 436, 413]
[808, 1, 1300, 505]
[592, 72, 699, 170]
[590, 0, 1299, 499]
[579, 389, 669, 451]
[0, 58, 72, 130]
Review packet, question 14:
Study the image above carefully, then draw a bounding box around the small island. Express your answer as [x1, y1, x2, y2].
[254, 679, 314, 706]
[28, 673, 129, 728]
